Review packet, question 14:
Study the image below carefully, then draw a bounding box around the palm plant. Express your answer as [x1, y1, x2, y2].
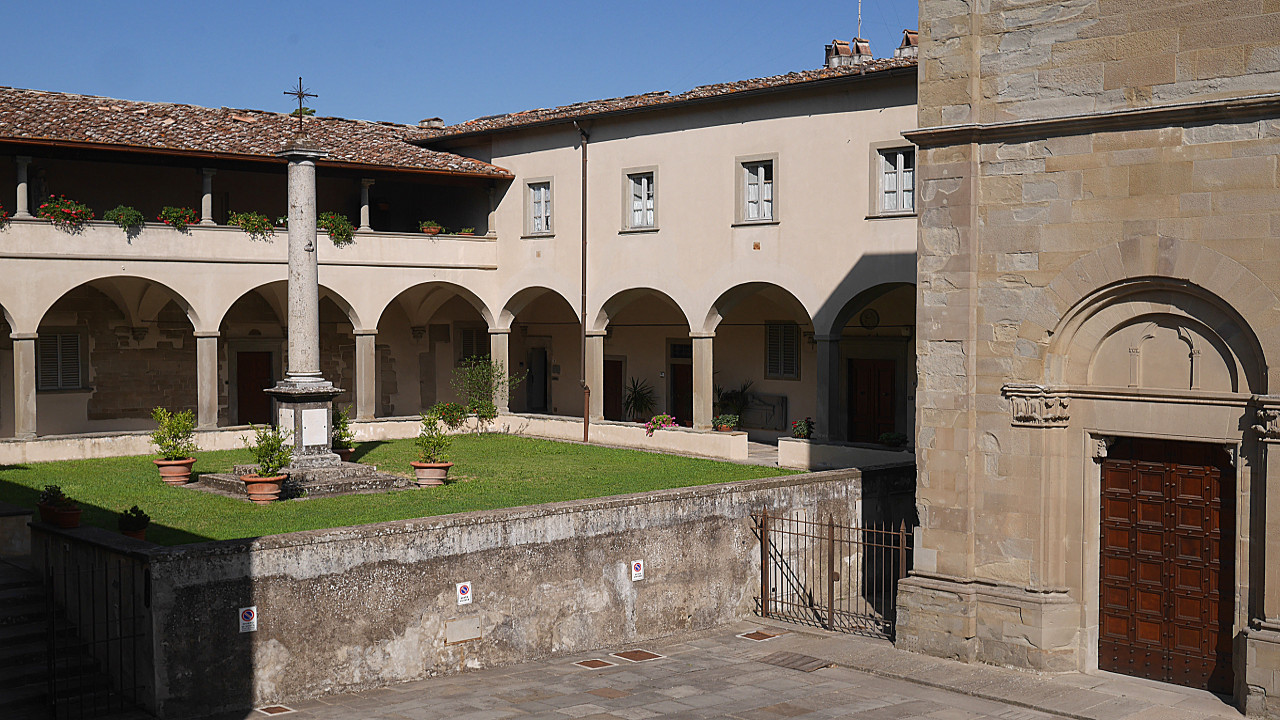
[622, 377, 656, 421]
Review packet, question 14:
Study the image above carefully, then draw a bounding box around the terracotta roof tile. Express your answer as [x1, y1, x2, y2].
[416, 57, 917, 140]
[0, 86, 511, 177]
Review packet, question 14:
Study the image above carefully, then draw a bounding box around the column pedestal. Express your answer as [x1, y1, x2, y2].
[265, 381, 343, 469]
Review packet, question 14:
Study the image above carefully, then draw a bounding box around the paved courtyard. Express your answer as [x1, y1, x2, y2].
[227, 620, 1244, 720]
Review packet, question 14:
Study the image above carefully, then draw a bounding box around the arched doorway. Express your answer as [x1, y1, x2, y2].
[824, 283, 915, 443]
[594, 289, 692, 424]
[499, 287, 580, 417]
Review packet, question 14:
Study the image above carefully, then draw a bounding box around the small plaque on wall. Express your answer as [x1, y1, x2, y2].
[301, 408, 327, 446]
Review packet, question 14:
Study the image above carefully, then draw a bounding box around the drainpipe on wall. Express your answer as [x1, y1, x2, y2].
[575, 121, 590, 444]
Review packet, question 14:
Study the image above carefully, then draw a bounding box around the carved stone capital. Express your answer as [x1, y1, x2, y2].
[1002, 383, 1070, 428]
[1091, 436, 1116, 462]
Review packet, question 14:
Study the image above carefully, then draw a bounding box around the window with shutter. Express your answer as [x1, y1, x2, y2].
[878, 148, 915, 214]
[456, 326, 491, 364]
[628, 172, 654, 228]
[743, 161, 774, 221]
[37, 332, 83, 390]
[765, 324, 799, 380]
[528, 181, 552, 234]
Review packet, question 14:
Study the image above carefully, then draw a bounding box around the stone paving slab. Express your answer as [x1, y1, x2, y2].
[203, 619, 1244, 720]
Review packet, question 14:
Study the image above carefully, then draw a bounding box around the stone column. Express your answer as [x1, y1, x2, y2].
[691, 333, 714, 430]
[814, 334, 841, 441]
[586, 331, 606, 420]
[14, 156, 31, 218]
[195, 332, 219, 429]
[489, 328, 511, 414]
[266, 139, 342, 469]
[1245, 402, 1280, 714]
[200, 168, 216, 225]
[354, 330, 377, 421]
[11, 332, 36, 438]
[358, 178, 374, 232]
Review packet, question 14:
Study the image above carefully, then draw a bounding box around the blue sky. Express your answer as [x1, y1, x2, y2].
[1, 1, 918, 126]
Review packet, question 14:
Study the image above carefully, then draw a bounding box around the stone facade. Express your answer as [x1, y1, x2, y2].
[905, 0, 1280, 712]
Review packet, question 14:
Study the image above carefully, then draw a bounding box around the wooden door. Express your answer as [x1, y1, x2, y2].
[1099, 438, 1234, 694]
[236, 351, 274, 425]
[848, 359, 895, 443]
[526, 348, 549, 413]
[603, 358, 624, 421]
[670, 364, 692, 427]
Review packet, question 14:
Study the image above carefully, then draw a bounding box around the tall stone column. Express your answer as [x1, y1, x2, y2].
[691, 333, 714, 430]
[14, 156, 31, 218]
[489, 328, 511, 414]
[195, 332, 219, 429]
[358, 179, 374, 232]
[200, 169, 216, 224]
[265, 139, 342, 468]
[814, 335, 841, 441]
[11, 333, 36, 438]
[586, 331, 606, 420]
[1245, 401, 1280, 714]
[354, 330, 377, 421]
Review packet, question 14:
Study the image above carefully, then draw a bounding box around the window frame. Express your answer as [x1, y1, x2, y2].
[454, 323, 491, 365]
[733, 153, 779, 225]
[524, 177, 555, 237]
[764, 322, 801, 381]
[868, 142, 917, 218]
[36, 328, 89, 392]
[620, 166, 659, 232]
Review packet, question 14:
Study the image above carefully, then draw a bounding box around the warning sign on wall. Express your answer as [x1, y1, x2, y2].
[456, 582, 472, 606]
[631, 560, 644, 581]
[239, 606, 258, 633]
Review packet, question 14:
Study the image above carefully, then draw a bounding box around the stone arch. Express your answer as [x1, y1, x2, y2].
[212, 281, 364, 332]
[819, 281, 914, 337]
[591, 287, 690, 333]
[373, 281, 493, 330]
[33, 276, 202, 333]
[1043, 237, 1279, 385]
[699, 282, 812, 335]
[1047, 278, 1266, 395]
[497, 286, 580, 330]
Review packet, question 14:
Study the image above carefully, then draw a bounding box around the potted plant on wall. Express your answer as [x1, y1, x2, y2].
[241, 425, 292, 505]
[332, 406, 355, 462]
[37, 485, 81, 529]
[410, 410, 452, 486]
[418, 220, 442, 235]
[456, 227, 476, 236]
[791, 417, 815, 440]
[713, 414, 739, 432]
[118, 506, 150, 541]
[150, 407, 198, 485]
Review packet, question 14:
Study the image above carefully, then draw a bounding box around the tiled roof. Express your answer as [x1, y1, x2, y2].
[417, 57, 917, 140]
[0, 86, 511, 177]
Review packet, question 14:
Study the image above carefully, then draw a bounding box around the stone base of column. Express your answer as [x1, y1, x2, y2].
[265, 379, 344, 469]
[896, 574, 1080, 673]
[1243, 625, 1280, 716]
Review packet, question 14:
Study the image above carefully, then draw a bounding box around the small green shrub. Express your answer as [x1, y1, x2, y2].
[451, 356, 524, 425]
[318, 211, 355, 247]
[245, 425, 292, 477]
[104, 205, 144, 233]
[458, 227, 476, 234]
[118, 505, 150, 531]
[150, 407, 197, 460]
[432, 401, 468, 430]
[419, 220, 441, 232]
[38, 485, 76, 508]
[228, 211, 275, 241]
[331, 406, 355, 450]
[644, 414, 678, 437]
[623, 377, 657, 421]
[712, 414, 740, 429]
[791, 417, 815, 439]
[878, 431, 910, 448]
[415, 412, 451, 463]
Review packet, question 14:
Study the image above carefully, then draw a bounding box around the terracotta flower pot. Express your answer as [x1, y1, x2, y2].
[336, 447, 354, 462]
[241, 474, 286, 505]
[154, 457, 196, 485]
[121, 529, 146, 541]
[716, 425, 733, 432]
[38, 503, 81, 529]
[410, 461, 452, 487]
[421, 226, 442, 235]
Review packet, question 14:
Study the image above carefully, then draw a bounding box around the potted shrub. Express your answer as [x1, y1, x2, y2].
[419, 220, 442, 235]
[644, 413, 678, 437]
[791, 417, 815, 440]
[241, 425, 293, 505]
[713, 414, 739, 432]
[157, 206, 199, 232]
[318, 211, 355, 247]
[456, 227, 476, 236]
[150, 407, 198, 484]
[410, 410, 452, 486]
[623, 377, 657, 421]
[878, 431, 911, 449]
[37, 195, 94, 231]
[332, 406, 355, 462]
[228, 211, 275, 241]
[37, 485, 81, 529]
[103, 205, 144, 235]
[118, 505, 150, 541]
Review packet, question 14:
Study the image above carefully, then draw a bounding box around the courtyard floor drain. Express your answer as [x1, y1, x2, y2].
[739, 630, 779, 642]
[758, 651, 834, 672]
[255, 706, 295, 715]
[612, 649, 665, 662]
[574, 658, 617, 669]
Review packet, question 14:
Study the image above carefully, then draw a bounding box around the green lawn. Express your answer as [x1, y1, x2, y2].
[0, 434, 795, 546]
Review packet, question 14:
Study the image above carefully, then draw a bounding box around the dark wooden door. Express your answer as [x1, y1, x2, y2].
[526, 348, 549, 413]
[236, 351, 274, 425]
[1099, 438, 1234, 694]
[670, 364, 692, 427]
[603, 359, 624, 421]
[848, 359, 895, 443]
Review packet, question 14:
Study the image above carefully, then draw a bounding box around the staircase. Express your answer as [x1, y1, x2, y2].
[0, 559, 146, 720]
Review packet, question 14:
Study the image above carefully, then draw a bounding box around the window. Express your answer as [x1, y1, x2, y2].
[37, 332, 83, 390]
[527, 181, 552, 235]
[765, 324, 800, 380]
[878, 148, 915, 214]
[628, 172, 655, 229]
[743, 161, 774, 221]
[455, 325, 490, 363]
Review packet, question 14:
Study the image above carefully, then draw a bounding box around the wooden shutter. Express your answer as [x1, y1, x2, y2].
[37, 334, 60, 390]
[37, 333, 81, 390]
[766, 324, 799, 379]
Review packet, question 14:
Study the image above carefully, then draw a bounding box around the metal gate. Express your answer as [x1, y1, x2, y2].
[45, 555, 149, 720]
[756, 509, 912, 638]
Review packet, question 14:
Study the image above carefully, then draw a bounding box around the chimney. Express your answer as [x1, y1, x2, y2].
[825, 37, 872, 68]
[894, 29, 919, 59]
[418, 117, 445, 129]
